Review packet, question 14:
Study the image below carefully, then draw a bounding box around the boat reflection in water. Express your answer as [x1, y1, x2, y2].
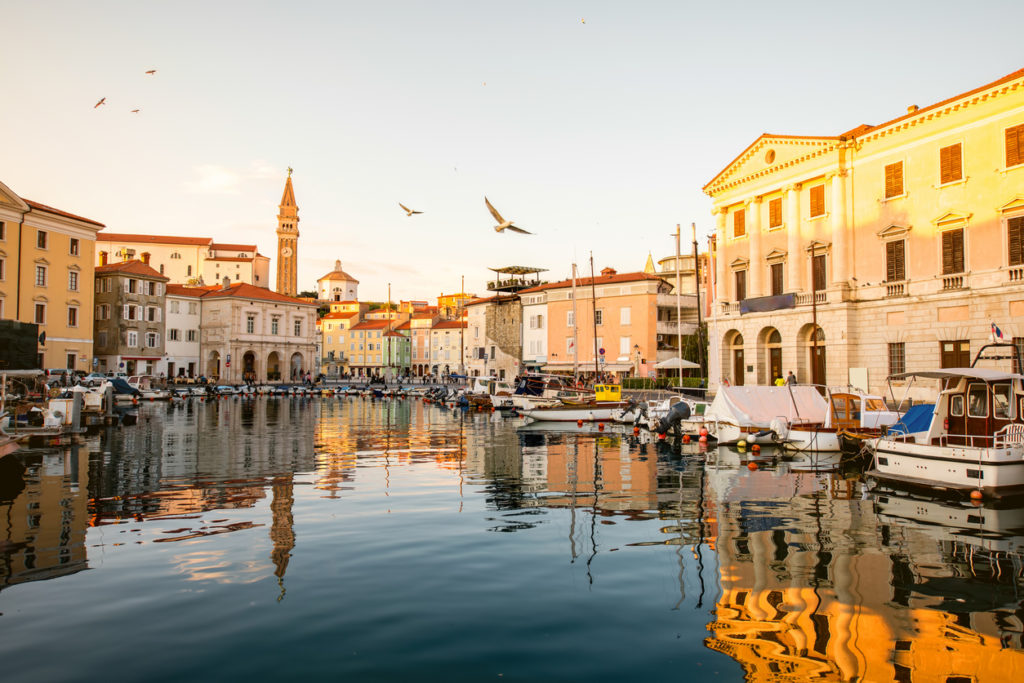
[704, 444, 1024, 681]
[1, 399, 1023, 681]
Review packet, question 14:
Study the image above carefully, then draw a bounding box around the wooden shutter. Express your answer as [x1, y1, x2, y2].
[942, 229, 964, 274]
[768, 198, 782, 227]
[884, 162, 903, 198]
[809, 185, 825, 217]
[1009, 216, 1024, 266]
[940, 144, 962, 184]
[771, 263, 783, 295]
[735, 270, 746, 301]
[813, 254, 826, 291]
[886, 240, 905, 282]
[1007, 124, 1024, 168]
[733, 209, 745, 237]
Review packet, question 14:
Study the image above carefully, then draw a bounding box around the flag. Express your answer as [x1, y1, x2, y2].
[992, 322, 1004, 340]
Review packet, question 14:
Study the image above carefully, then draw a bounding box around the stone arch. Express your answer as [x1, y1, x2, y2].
[267, 351, 281, 382]
[797, 324, 826, 386]
[207, 350, 221, 380]
[722, 329, 745, 386]
[243, 351, 257, 383]
[758, 327, 783, 385]
[290, 352, 304, 380]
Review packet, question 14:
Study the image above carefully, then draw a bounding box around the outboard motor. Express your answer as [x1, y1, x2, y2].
[654, 400, 691, 436]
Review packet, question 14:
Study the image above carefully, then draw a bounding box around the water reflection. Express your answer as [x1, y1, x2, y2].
[0, 397, 1021, 681]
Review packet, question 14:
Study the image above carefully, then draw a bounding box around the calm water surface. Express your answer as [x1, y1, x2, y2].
[1, 397, 1023, 681]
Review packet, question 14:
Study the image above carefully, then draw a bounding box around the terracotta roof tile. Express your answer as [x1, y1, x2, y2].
[320, 311, 360, 320]
[199, 282, 316, 306]
[207, 256, 254, 262]
[351, 320, 392, 330]
[432, 320, 467, 330]
[165, 284, 206, 298]
[24, 199, 105, 227]
[95, 259, 169, 280]
[210, 242, 257, 251]
[97, 232, 212, 246]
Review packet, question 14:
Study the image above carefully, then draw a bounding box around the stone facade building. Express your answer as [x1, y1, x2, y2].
[464, 295, 522, 380]
[705, 67, 1024, 396]
[93, 259, 168, 375]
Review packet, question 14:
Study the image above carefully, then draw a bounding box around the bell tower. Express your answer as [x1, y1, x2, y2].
[276, 168, 300, 296]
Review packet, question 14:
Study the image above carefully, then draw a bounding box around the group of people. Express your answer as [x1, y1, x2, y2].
[773, 371, 797, 386]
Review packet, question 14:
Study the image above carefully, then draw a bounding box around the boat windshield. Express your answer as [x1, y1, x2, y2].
[864, 398, 886, 411]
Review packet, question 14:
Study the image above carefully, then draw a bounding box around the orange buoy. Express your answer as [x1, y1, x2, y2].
[633, 426, 640, 436]
[597, 423, 605, 431]
[970, 489, 984, 501]
[577, 419, 583, 427]
[747, 462, 758, 471]
[699, 427, 708, 437]
[751, 444, 761, 453]
[658, 432, 666, 440]
[683, 434, 691, 443]
[698, 435, 707, 443]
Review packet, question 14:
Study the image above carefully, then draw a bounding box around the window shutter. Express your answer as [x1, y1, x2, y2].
[123, 304, 129, 319]
[886, 240, 905, 282]
[810, 185, 825, 216]
[733, 209, 745, 237]
[1010, 216, 1024, 266]
[813, 255, 826, 291]
[940, 144, 962, 184]
[942, 229, 964, 274]
[123, 280, 130, 293]
[768, 198, 782, 227]
[1007, 125, 1024, 168]
[884, 162, 903, 198]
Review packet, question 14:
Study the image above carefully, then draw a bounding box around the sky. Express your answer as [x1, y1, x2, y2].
[2, 1, 1022, 302]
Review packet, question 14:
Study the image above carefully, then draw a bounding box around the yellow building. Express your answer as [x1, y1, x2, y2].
[706, 67, 1024, 395]
[0, 180, 104, 371]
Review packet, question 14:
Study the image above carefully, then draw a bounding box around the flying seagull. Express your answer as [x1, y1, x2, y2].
[399, 202, 422, 216]
[131, 109, 140, 113]
[94, 97, 106, 108]
[485, 197, 531, 234]
[145, 69, 156, 75]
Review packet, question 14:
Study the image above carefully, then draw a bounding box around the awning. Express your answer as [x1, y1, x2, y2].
[654, 357, 701, 370]
[889, 368, 1024, 382]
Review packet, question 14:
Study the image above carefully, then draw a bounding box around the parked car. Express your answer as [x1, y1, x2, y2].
[82, 372, 108, 387]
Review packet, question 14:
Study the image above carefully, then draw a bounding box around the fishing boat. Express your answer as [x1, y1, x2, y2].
[779, 389, 901, 452]
[519, 384, 629, 422]
[866, 365, 1024, 496]
[503, 374, 590, 411]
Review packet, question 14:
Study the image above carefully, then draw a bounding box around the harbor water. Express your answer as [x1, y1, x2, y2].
[1, 396, 1023, 681]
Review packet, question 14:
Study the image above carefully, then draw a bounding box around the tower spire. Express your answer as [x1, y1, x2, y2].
[276, 170, 300, 296]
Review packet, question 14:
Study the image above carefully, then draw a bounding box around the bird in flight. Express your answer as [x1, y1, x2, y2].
[145, 69, 156, 75]
[131, 109, 140, 113]
[485, 197, 531, 234]
[399, 202, 422, 216]
[94, 97, 106, 108]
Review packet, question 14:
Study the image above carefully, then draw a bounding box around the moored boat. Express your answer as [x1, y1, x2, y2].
[519, 384, 629, 422]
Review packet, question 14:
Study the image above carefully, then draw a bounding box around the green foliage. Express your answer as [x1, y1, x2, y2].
[297, 290, 318, 299]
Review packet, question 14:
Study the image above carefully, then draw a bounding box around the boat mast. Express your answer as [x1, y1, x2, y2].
[675, 225, 683, 389]
[571, 263, 579, 378]
[589, 253, 599, 379]
[459, 274, 465, 376]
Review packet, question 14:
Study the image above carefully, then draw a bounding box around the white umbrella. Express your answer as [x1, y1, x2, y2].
[654, 357, 700, 370]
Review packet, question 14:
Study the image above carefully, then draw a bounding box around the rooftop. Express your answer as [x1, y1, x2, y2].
[24, 199, 105, 227]
[95, 259, 168, 280]
[97, 232, 212, 246]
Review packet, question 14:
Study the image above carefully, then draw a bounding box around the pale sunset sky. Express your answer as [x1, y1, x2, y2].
[2, 1, 1022, 301]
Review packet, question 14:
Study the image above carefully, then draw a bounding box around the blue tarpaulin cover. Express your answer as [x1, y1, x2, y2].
[887, 403, 934, 435]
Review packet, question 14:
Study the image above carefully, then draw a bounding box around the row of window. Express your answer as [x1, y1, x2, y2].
[0, 225, 81, 255]
[166, 329, 199, 342]
[561, 336, 634, 355]
[245, 314, 303, 336]
[96, 330, 161, 348]
[566, 307, 631, 327]
[884, 339, 1024, 377]
[732, 124, 1024, 238]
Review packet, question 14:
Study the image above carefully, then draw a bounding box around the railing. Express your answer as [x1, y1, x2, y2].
[657, 321, 698, 336]
[795, 291, 826, 306]
[885, 281, 906, 297]
[942, 274, 965, 290]
[1010, 266, 1024, 283]
[994, 423, 1024, 449]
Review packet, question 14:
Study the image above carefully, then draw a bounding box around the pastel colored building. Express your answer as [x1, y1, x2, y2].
[163, 284, 203, 379]
[519, 268, 669, 377]
[705, 67, 1024, 395]
[316, 260, 359, 302]
[429, 319, 466, 377]
[346, 320, 391, 377]
[93, 259, 168, 375]
[0, 180, 104, 371]
[409, 311, 438, 376]
[95, 234, 270, 288]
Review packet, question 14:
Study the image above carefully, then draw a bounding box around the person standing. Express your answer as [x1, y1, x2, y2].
[786, 370, 796, 385]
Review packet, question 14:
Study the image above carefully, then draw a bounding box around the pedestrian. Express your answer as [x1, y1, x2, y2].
[774, 375, 785, 386]
[786, 370, 796, 385]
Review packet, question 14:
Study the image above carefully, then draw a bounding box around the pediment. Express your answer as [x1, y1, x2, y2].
[999, 196, 1024, 214]
[933, 210, 972, 228]
[877, 224, 912, 239]
[730, 257, 750, 270]
[765, 248, 788, 262]
[0, 180, 30, 212]
[805, 240, 832, 254]
[704, 134, 838, 195]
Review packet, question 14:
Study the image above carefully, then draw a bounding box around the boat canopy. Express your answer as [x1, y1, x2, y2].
[888, 368, 1024, 382]
[705, 385, 828, 428]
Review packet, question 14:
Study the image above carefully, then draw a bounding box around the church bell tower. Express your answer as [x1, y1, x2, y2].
[276, 168, 300, 297]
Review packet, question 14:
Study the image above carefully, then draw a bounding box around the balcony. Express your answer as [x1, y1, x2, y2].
[657, 321, 697, 337]
[942, 274, 965, 290]
[1010, 266, 1024, 283]
[795, 291, 827, 306]
[885, 281, 906, 297]
[656, 293, 699, 308]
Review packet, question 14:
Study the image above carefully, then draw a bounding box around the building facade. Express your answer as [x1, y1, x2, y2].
[163, 284, 203, 379]
[93, 259, 168, 375]
[316, 260, 359, 302]
[199, 280, 317, 383]
[464, 295, 523, 380]
[429, 320, 466, 377]
[0, 180, 104, 371]
[95, 234, 270, 288]
[521, 289, 549, 372]
[705, 67, 1024, 396]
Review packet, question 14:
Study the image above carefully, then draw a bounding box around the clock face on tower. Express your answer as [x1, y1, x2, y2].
[282, 246, 293, 257]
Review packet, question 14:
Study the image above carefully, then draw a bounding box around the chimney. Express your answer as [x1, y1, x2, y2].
[600, 267, 617, 277]
[141, 251, 151, 265]
[222, 276, 231, 290]
[99, 251, 108, 266]
[907, 104, 919, 114]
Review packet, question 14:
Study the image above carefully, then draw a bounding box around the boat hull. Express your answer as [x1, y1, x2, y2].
[870, 437, 1024, 495]
[520, 402, 629, 422]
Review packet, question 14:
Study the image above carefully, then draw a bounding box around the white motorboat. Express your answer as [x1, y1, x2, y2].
[867, 365, 1024, 496]
[780, 389, 901, 452]
[127, 375, 171, 400]
[519, 384, 628, 422]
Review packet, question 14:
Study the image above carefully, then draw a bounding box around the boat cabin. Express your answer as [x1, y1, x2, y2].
[942, 374, 1023, 447]
[827, 392, 898, 430]
[595, 384, 621, 402]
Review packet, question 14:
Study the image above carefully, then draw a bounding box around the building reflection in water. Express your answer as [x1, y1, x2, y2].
[702, 454, 1024, 681]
